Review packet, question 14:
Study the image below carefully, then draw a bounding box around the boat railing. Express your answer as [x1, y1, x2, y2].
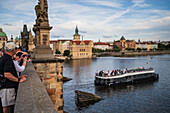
[96, 68, 154, 77]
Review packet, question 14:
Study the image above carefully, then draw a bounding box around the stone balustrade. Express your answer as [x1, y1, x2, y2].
[14, 62, 57, 113]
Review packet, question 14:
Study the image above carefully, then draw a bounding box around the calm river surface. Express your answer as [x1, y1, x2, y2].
[63, 54, 170, 113]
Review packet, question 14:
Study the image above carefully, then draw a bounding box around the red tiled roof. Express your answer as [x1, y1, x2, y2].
[72, 40, 92, 45]
[94, 42, 109, 45]
[50, 40, 72, 43]
[50, 40, 58, 43]
[136, 42, 157, 44]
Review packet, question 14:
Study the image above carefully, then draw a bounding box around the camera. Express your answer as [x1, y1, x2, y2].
[23, 54, 28, 58]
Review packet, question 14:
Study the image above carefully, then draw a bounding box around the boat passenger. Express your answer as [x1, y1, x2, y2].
[108, 71, 111, 77]
[123, 69, 126, 74]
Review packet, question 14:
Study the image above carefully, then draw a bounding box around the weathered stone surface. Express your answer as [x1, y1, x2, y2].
[75, 90, 103, 103]
[14, 62, 57, 113]
[75, 90, 103, 108]
[63, 76, 72, 82]
[47, 88, 56, 95]
[33, 60, 64, 113]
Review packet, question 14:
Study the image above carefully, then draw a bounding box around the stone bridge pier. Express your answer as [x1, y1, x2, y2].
[32, 59, 64, 113]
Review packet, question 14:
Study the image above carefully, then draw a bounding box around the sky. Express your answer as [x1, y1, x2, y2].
[0, 0, 170, 42]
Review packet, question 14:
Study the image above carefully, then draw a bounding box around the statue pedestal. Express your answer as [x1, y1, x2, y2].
[32, 24, 53, 60]
[31, 46, 54, 59]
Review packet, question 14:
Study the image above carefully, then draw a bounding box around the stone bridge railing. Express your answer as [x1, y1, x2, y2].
[14, 62, 57, 113]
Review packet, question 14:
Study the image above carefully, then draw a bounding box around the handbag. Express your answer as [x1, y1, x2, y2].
[0, 74, 7, 88]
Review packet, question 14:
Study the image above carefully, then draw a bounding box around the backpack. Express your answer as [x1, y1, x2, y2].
[0, 56, 7, 89]
[0, 74, 7, 89]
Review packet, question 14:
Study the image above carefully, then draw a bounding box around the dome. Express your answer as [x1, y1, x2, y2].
[15, 37, 19, 40]
[0, 28, 7, 37]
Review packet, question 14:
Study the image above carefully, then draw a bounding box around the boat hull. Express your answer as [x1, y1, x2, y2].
[95, 73, 159, 86]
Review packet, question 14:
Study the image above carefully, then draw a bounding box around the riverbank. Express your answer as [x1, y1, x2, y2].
[95, 50, 170, 57]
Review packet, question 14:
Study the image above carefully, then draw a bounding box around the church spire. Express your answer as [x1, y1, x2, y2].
[75, 25, 79, 35]
[73, 25, 80, 41]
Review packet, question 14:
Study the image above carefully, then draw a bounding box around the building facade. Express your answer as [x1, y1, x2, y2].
[93, 42, 112, 50]
[28, 31, 35, 53]
[15, 36, 22, 46]
[114, 36, 136, 51]
[136, 42, 158, 51]
[50, 26, 93, 59]
[0, 28, 8, 49]
[69, 40, 93, 59]
[50, 40, 71, 54]
[69, 26, 93, 59]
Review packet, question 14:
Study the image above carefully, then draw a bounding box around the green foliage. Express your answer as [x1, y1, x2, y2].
[158, 43, 170, 50]
[112, 44, 121, 52]
[137, 48, 142, 52]
[63, 50, 70, 56]
[142, 48, 147, 51]
[125, 48, 135, 51]
[55, 49, 61, 54]
[92, 48, 104, 53]
[113, 44, 119, 49]
[150, 49, 153, 51]
[92, 47, 120, 53]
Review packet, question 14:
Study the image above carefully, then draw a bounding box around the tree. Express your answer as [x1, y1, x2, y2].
[55, 49, 61, 54]
[142, 48, 147, 51]
[113, 44, 119, 49]
[92, 48, 98, 53]
[113, 44, 120, 52]
[63, 50, 70, 56]
[137, 48, 142, 52]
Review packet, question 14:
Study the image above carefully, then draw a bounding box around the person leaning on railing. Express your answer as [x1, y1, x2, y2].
[0, 42, 27, 113]
[13, 51, 28, 76]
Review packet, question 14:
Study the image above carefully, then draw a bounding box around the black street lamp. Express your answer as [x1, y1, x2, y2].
[2, 42, 5, 53]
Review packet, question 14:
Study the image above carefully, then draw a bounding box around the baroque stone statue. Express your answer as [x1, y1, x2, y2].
[32, 0, 53, 59]
[35, 0, 48, 25]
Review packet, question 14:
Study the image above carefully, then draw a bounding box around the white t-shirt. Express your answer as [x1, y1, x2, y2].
[13, 60, 25, 76]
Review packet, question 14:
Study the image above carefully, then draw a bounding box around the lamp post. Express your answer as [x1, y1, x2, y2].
[2, 42, 5, 55]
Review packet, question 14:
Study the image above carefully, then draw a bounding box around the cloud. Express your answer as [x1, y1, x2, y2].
[103, 35, 113, 38]
[3, 23, 12, 26]
[132, 0, 145, 4]
[81, 0, 123, 8]
[79, 31, 87, 33]
[52, 35, 65, 38]
[0, 0, 170, 42]
[114, 35, 118, 37]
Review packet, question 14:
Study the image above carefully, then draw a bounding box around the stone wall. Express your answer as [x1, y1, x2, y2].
[32, 59, 64, 113]
[96, 51, 170, 57]
[14, 62, 57, 113]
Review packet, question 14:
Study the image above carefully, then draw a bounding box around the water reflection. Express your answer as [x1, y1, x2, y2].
[64, 59, 92, 77]
[95, 81, 156, 97]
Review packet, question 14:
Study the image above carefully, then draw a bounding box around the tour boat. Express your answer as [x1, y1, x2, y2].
[94, 68, 159, 86]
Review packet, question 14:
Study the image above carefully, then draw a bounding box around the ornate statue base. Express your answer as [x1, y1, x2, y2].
[31, 24, 54, 59]
[31, 45, 54, 59]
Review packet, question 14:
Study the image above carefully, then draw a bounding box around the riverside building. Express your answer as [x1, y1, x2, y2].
[0, 28, 8, 49]
[114, 36, 136, 51]
[50, 26, 93, 59]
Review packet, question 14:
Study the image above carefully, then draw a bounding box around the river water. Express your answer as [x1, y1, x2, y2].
[63, 54, 170, 113]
